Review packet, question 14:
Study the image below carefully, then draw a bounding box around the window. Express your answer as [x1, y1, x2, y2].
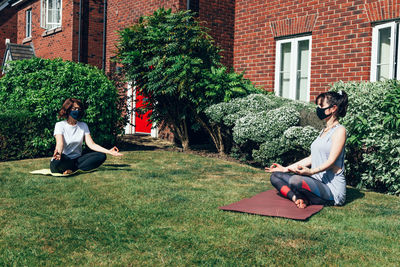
[41, 0, 62, 30]
[26, 9, 32, 38]
[370, 22, 399, 81]
[275, 36, 311, 102]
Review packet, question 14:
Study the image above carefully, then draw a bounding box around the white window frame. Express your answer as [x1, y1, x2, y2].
[274, 35, 312, 102]
[26, 8, 32, 38]
[40, 0, 62, 30]
[370, 21, 397, 81]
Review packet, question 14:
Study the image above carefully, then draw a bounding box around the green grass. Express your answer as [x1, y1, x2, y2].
[1, 150, 399, 265]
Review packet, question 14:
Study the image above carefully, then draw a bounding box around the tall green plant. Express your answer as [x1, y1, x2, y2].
[117, 8, 259, 152]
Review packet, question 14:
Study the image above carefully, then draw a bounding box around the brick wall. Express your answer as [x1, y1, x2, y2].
[197, 0, 235, 68]
[234, 0, 375, 99]
[105, 0, 181, 73]
[14, 0, 103, 68]
[0, 7, 17, 65]
[16, 0, 78, 61]
[83, 0, 104, 68]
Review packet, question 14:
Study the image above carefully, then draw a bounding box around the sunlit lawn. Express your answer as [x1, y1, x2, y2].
[0, 150, 399, 265]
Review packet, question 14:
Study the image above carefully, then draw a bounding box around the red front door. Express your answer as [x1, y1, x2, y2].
[135, 90, 152, 134]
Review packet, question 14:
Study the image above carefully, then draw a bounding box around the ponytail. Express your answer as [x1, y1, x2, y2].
[315, 90, 348, 118]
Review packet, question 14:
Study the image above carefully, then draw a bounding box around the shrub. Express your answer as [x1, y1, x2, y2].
[0, 111, 49, 160]
[0, 58, 125, 159]
[205, 93, 320, 166]
[331, 80, 400, 195]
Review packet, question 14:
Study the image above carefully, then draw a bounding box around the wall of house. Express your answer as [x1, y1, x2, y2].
[105, 0, 181, 73]
[234, 0, 377, 99]
[13, 0, 103, 68]
[198, 0, 235, 69]
[0, 6, 17, 65]
[15, 0, 76, 61]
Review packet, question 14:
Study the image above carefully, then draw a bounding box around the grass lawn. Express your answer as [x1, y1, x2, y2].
[0, 150, 399, 265]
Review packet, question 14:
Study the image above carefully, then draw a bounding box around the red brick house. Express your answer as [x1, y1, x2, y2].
[0, 0, 398, 133]
[0, 0, 233, 137]
[234, 0, 399, 101]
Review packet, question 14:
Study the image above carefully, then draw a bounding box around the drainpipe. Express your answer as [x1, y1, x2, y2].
[77, 0, 82, 62]
[102, 0, 107, 71]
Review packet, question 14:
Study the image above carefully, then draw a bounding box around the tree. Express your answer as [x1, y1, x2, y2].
[117, 8, 259, 152]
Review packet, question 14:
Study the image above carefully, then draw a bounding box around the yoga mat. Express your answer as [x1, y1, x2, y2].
[30, 169, 97, 177]
[219, 189, 324, 221]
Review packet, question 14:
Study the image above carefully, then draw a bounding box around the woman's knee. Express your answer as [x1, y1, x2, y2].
[97, 152, 107, 163]
[50, 159, 60, 173]
[270, 172, 280, 185]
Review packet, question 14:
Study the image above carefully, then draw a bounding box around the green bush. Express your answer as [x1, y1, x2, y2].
[0, 111, 49, 160]
[0, 58, 125, 159]
[331, 80, 400, 195]
[205, 93, 320, 165]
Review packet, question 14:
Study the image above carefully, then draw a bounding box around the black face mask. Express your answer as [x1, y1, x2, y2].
[316, 105, 333, 120]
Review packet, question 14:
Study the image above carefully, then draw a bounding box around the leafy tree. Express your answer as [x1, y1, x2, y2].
[117, 8, 259, 152]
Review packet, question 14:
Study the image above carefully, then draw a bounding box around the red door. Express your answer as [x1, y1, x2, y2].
[135, 90, 152, 134]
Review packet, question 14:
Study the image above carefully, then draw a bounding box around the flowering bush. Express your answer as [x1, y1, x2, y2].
[205, 93, 319, 165]
[233, 106, 299, 145]
[332, 80, 400, 195]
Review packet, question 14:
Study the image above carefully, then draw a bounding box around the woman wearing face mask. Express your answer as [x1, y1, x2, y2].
[265, 90, 348, 208]
[50, 98, 122, 175]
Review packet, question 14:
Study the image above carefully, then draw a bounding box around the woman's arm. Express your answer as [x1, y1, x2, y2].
[287, 156, 312, 169]
[265, 156, 311, 173]
[53, 134, 64, 160]
[85, 134, 123, 156]
[293, 127, 346, 176]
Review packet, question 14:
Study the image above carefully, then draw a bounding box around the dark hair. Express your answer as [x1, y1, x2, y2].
[59, 98, 85, 119]
[315, 90, 348, 118]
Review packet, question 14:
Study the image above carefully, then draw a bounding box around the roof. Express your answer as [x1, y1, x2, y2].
[0, 0, 28, 12]
[1, 43, 35, 73]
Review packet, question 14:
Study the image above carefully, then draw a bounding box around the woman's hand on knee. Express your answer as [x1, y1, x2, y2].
[288, 165, 313, 176]
[53, 149, 61, 160]
[265, 163, 288, 173]
[109, 146, 123, 157]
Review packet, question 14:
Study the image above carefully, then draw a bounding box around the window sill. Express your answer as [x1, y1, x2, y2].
[42, 27, 62, 37]
[22, 36, 32, 43]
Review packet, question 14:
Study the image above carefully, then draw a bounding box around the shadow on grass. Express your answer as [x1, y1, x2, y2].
[117, 142, 161, 152]
[345, 187, 365, 204]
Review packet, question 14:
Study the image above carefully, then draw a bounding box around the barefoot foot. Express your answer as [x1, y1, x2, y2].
[295, 199, 308, 209]
[63, 169, 73, 175]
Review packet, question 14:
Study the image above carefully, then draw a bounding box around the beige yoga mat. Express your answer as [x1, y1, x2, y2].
[30, 169, 97, 177]
[219, 189, 324, 221]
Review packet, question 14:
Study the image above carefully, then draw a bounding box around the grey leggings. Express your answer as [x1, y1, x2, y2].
[50, 152, 106, 174]
[270, 171, 334, 205]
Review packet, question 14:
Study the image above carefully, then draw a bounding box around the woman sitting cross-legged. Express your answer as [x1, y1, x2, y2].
[265, 90, 348, 208]
[50, 98, 123, 175]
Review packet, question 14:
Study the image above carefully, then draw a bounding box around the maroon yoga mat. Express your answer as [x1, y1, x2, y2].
[219, 189, 324, 220]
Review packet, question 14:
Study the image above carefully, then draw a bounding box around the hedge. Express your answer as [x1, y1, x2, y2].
[0, 58, 126, 160]
[0, 111, 49, 160]
[332, 80, 400, 195]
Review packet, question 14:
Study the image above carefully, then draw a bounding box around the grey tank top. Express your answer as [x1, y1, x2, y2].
[311, 124, 346, 205]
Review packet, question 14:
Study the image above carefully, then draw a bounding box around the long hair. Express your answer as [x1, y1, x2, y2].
[58, 98, 85, 119]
